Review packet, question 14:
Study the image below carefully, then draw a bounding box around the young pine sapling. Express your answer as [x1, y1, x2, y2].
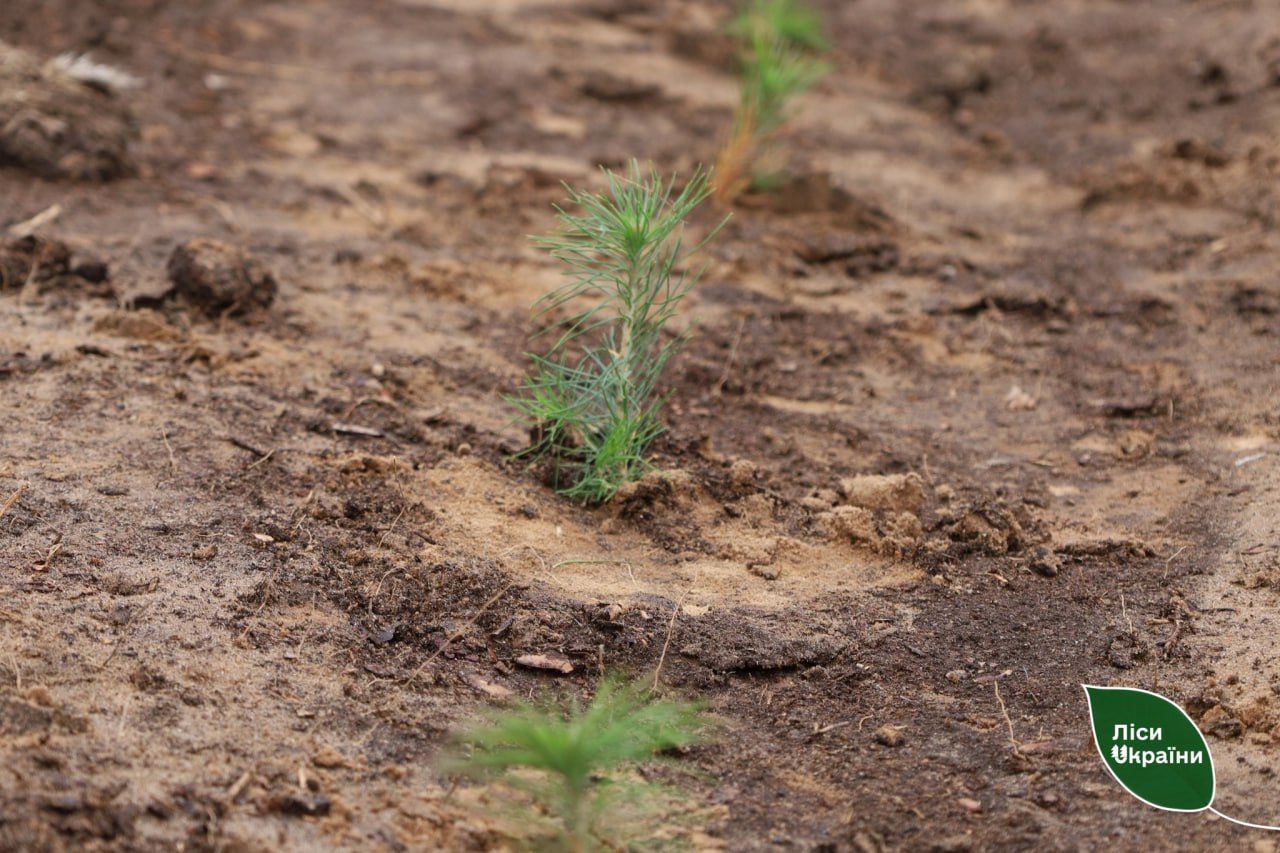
[715, 0, 830, 204]
[448, 679, 710, 851]
[512, 162, 721, 504]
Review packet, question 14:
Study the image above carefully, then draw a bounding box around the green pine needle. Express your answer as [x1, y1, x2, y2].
[511, 161, 722, 504]
[729, 0, 829, 53]
[738, 28, 829, 140]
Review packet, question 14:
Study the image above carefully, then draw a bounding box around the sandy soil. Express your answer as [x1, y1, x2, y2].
[1, 0, 1279, 849]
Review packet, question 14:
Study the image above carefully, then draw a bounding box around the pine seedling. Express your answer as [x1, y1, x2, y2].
[715, 0, 830, 203]
[448, 679, 710, 851]
[512, 161, 720, 504]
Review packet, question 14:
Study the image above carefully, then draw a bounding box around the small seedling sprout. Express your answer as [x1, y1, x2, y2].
[512, 161, 722, 504]
[716, 0, 830, 203]
[448, 678, 710, 851]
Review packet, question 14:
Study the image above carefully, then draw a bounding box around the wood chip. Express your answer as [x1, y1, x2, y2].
[515, 653, 574, 675]
[8, 204, 62, 238]
[333, 423, 384, 437]
[462, 671, 514, 699]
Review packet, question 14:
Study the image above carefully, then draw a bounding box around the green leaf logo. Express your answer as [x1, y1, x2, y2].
[1083, 685, 1215, 812]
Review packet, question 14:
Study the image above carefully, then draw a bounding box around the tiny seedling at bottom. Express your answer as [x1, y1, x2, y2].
[447, 679, 711, 851]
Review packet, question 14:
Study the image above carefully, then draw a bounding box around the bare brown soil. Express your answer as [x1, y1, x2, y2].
[2, 0, 1279, 849]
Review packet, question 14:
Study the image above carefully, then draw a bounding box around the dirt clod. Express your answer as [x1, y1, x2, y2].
[269, 794, 332, 818]
[70, 256, 108, 283]
[824, 505, 878, 545]
[948, 504, 1034, 555]
[312, 745, 354, 769]
[728, 458, 758, 486]
[874, 725, 906, 747]
[0, 42, 135, 180]
[166, 238, 277, 315]
[840, 473, 926, 514]
[613, 469, 698, 520]
[1028, 546, 1061, 578]
[0, 235, 70, 289]
[1200, 705, 1243, 739]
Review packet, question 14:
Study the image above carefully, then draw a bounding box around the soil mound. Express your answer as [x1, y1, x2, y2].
[0, 42, 135, 181]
